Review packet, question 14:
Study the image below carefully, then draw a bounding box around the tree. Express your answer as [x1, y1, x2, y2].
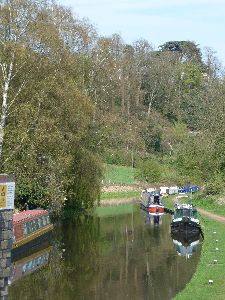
[0, 0, 103, 213]
[159, 40, 203, 65]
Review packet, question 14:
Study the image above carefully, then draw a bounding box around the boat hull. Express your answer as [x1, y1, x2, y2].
[171, 220, 200, 234]
[12, 224, 53, 261]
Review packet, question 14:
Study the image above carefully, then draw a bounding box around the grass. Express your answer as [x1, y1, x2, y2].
[174, 216, 225, 300]
[163, 195, 225, 300]
[191, 193, 225, 217]
[103, 164, 135, 185]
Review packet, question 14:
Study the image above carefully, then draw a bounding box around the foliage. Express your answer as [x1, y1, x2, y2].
[0, 0, 102, 214]
[0, 0, 224, 214]
[135, 157, 162, 183]
[204, 174, 225, 196]
[159, 40, 203, 65]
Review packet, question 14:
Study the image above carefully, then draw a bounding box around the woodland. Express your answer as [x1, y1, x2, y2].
[0, 0, 224, 214]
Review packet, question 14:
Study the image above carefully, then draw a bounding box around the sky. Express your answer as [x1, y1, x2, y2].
[58, 0, 225, 66]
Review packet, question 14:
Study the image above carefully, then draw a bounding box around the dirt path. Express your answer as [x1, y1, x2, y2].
[102, 184, 142, 193]
[197, 208, 225, 224]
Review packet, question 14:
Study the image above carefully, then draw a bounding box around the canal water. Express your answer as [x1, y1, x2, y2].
[8, 204, 202, 300]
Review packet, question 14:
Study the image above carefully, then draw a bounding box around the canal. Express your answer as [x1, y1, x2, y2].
[9, 204, 202, 300]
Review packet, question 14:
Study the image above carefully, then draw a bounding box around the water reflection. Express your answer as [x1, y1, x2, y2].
[10, 245, 52, 284]
[141, 210, 163, 225]
[171, 230, 201, 258]
[8, 205, 202, 300]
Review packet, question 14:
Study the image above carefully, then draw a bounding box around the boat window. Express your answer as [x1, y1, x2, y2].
[24, 224, 27, 235]
[183, 209, 191, 217]
[24, 222, 32, 235]
[192, 210, 198, 218]
[42, 216, 47, 226]
[32, 219, 37, 231]
[46, 215, 50, 224]
[34, 218, 40, 230]
[29, 220, 34, 231]
[33, 219, 37, 230]
[38, 217, 43, 228]
[175, 209, 183, 218]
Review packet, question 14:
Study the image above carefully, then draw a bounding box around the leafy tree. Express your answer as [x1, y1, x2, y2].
[159, 40, 203, 65]
[0, 0, 102, 213]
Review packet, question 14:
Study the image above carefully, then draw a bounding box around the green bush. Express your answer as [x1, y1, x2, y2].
[135, 158, 162, 183]
[205, 174, 225, 195]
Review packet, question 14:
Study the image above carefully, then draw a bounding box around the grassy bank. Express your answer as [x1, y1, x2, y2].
[174, 216, 225, 300]
[191, 193, 225, 217]
[103, 164, 135, 185]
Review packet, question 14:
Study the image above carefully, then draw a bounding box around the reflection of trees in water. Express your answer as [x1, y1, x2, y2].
[9, 215, 101, 300]
[9, 211, 201, 300]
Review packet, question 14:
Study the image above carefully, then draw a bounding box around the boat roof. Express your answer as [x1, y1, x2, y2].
[174, 203, 196, 210]
[13, 210, 49, 224]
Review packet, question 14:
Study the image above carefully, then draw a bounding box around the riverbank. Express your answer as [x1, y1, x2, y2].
[174, 216, 225, 300]
[100, 188, 225, 300]
[100, 185, 141, 206]
[168, 194, 225, 300]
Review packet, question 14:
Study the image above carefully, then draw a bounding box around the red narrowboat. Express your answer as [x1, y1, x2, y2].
[140, 189, 165, 215]
[12, 210, 53, 256]
[149, 204, 164, 215]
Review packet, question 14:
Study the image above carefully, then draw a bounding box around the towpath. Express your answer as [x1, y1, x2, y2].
[197, 208, 225, 224]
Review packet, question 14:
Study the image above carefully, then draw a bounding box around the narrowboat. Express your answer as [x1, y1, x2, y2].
[13, 209, 53, 257]
[178, 185, 200, 194]
[140, 189, 164, 215]
[171, 203, 201, 234]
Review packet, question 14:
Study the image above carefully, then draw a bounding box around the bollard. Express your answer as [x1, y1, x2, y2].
[208, 280, 213, 284]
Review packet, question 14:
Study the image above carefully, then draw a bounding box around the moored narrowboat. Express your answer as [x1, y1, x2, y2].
[148, 204, 164, 215]
[171, 203, 201, 234]
[140, 189, 164, 215]
[13, 210, 53, 257]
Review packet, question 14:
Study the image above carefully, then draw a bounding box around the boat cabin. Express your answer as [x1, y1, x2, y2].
[13, 210, 53, 250]
[174, 205, 198, 219]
